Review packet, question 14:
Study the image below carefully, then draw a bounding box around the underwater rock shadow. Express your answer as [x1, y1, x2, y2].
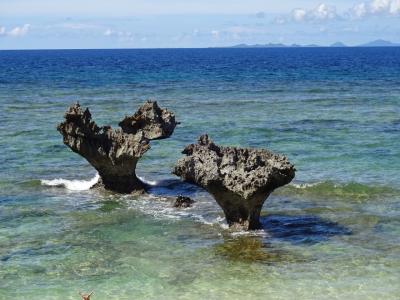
[145, 179, 203, 197]
[261, 214, 351, 245]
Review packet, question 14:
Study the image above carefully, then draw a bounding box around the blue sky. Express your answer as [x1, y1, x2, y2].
[0, 0, 399, 49]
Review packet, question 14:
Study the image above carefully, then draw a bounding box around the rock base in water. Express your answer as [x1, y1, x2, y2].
[173, 195, 195, 208]
[173, 135, 295, 230]
[57, 101, 177, 193]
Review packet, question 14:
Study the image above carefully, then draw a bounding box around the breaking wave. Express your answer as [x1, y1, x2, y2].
[137, 176, 158, 186]
[118, 193, 229, 229]
[41, 174, 100, 191]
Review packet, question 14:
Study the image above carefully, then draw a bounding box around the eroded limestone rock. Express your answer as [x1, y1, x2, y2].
[119, 101, 177, 139]
[173, 135, 295, 230]
[173, 195, 195, 208]
[57, 101, 177, 193]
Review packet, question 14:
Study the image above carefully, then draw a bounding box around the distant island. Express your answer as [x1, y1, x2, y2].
[330, 42, 347, 47]
[227, 39, 400, 48]
[358, 39, 400, 47]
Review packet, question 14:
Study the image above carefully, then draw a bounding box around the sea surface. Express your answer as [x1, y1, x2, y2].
[0, 48, 399, 299]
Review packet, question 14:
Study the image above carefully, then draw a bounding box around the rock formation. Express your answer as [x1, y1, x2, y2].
[57, 101, 177, 193]
[173, 195, 195, 208]
[173, 135, 295, 230]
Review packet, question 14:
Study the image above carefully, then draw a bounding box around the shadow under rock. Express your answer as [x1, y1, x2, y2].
[261, 214, 351, 245]
[145, 179, 202, 197]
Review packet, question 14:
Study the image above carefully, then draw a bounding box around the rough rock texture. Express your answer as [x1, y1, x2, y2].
[173, 135, 295, 230]
[57, 101, 177, 193]
[119, 101, 177, 139]
[173, 195, 195, 208]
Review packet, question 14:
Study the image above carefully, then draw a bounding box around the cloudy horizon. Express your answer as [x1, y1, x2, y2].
[1, 0, 399, 49]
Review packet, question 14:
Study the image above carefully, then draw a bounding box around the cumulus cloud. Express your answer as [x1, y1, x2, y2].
[292, 8, 307, 22]
[351, 3, 369, 18]
[276, 3, 338, 24]
[275, 0, 400, 24]
[349, 0, 400, 18]
[293, 3, 338, 22]
[0, 24, 31, 37]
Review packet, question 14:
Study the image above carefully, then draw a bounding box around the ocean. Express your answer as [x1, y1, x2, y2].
[0, 48, 399, 299]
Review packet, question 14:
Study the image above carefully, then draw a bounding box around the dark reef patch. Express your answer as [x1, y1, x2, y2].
[261, 214, 351, 244]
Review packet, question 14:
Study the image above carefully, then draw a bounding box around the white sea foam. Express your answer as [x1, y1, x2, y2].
[41, 174, 230, 229]
[290, 182, 321, 189]
[122, 193, 228, 228]
[41, 174, 100, 191]
[230, 229, 268, 237]
[137, 176, 158, 186]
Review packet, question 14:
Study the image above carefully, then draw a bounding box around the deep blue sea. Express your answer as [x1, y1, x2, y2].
[1, 48, 399, 299]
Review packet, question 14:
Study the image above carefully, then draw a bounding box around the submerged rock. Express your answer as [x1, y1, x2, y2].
[173, 195, 195, 208]
[57, 101, 177, 193]
[173, 135, 295, 230]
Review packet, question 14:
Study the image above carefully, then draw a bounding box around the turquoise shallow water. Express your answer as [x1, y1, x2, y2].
[0, 48, 399, 299]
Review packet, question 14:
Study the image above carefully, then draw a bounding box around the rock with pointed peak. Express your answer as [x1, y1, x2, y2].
[119, 100, 177, 139]
[57, 101, 177, 193]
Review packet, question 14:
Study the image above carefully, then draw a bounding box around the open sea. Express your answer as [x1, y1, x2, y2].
[0, 48, 399, 299]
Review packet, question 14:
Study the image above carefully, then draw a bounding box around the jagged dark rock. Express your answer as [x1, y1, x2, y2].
[173, 195, 195, 208]
[57, 101, 177, 193]
[173, 135, 295, 230]
[119, 101, 178, 139]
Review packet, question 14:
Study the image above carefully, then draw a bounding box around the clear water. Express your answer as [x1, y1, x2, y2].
[0, 48, 399, 299]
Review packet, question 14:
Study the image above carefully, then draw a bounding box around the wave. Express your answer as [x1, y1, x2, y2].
[41, 174, 99, 191]
[278, 181, 399, 200]
[290, 182, 321, 189]
[118, 193, 228, 229]
[39, 174, 226, 228]
[137, 176, 158, 186]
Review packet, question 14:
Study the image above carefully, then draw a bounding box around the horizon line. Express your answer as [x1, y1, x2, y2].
[2, 45, 400, 51]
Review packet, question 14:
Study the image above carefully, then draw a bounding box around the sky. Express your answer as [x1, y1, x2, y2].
[0, 0, 399, 49]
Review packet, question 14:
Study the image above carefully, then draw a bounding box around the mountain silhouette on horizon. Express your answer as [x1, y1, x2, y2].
[227, 39, 400, 48]
[358, 39, 400, 47]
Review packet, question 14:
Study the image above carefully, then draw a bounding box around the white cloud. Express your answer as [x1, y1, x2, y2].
[8, 24, 31, 37]
[296, 3, 338, 22]
[276, 3, 338, 24]
[352, 3, 368, 18]
[0, 24, 31, 37]
[276, 0, 400, 24]
[370, 0, 390, 13]
[349, 0, 400, 18]
[292, 8, 307, 22]
[103, 28, 137, 43]
[390, 0, 400, 13]
[104, 28, 128, 37]
[312, 3, 338, 20]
